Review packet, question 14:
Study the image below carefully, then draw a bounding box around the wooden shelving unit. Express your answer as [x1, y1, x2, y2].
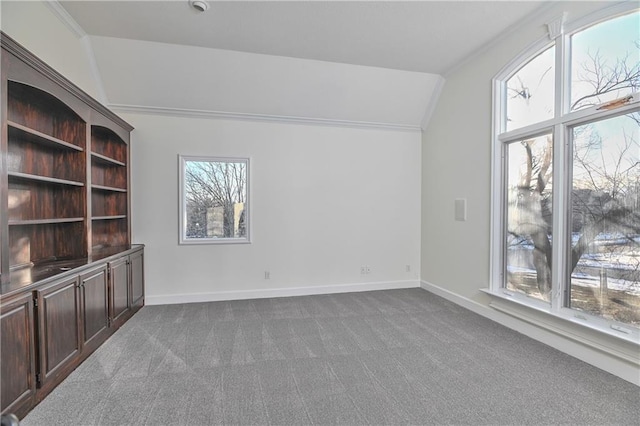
[0, 32, 144, 419]
[90, 125, 129, 254]
[5, 79, 88, 272]
[1, 55, 136, 286]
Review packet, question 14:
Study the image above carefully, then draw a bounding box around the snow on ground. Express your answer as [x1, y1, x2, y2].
[570, 273, 640, 296]
[507, 233, 640, 295]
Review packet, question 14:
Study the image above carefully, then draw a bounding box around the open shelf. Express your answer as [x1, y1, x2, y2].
[91, 127, 127, 195]
[91, 184, 127, 193]
[9, 218, 84, 226]
[7, 81, 86, 149]
[9, 221, 87, 272]
[91, 191, 126, 218]
[91, 152, 125, 167]
[92, 219, 128, 253]
[8, 172, 84, 187]
[8, 132, 86, 184]
[8, 121, 84, 152]
[91, 126, 126, 163]
[92, 215, 127, 221]
[8, 183, 85, 223]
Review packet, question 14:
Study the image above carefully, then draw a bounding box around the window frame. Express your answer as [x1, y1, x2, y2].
[490, 3, 640, 343]
[178, 155, 251, 245]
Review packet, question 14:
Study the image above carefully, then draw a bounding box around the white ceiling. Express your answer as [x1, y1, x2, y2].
[59, 0, 549, 75]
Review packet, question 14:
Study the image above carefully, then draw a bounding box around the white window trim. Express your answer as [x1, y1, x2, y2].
[179, 155, 251, 245]
[489, 3, 640, 347]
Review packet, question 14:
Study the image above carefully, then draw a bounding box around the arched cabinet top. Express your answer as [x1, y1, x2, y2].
[1, 31, 133, 133]
[90, 114, 131, 145]
[7, 81, 87, 149]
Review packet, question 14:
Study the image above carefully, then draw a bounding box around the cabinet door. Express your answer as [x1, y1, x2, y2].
[1, 293, 36, 415]
[37, 277, 81, 385]
[79, 266, 109, 349]
[130, 249, 144, 309]
[109, 256, 129, 325]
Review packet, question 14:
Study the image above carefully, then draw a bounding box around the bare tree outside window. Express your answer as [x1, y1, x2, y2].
[571, 13, 640, 111]
[506, 134, 554, 302]
[506, 46, 555, 131]
[570, 114, 639, 323]
[179, 156, 249, 244]
[502, 11, 639, 325]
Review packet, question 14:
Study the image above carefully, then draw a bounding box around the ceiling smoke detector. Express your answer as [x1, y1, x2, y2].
[190, 1, 209, 13]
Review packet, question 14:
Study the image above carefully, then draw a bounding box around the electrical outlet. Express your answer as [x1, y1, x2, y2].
[360, 266, 367, 274]
[365, 266, 371, 274]
[264, 271, 270, 280]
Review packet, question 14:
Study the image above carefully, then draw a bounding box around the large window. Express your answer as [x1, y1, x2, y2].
[179, 156, 250, 244]
[492, 7, 639, 336]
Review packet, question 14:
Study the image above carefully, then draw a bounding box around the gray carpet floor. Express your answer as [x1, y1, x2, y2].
[22, 288, 639, 425]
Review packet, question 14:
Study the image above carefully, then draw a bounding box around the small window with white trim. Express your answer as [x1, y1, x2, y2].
[179, 155, 250, 244]
[491, 6, 639, 336]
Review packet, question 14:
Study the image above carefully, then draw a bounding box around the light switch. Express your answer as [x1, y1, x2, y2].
[455, 198, 467, 221]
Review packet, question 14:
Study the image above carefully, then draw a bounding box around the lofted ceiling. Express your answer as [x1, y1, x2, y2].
[59, 0, 549, 76]
[41, 0, 552, 129]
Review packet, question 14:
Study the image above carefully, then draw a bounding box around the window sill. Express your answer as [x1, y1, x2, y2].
[481, 288, 640, 365]
[179, 238, 252, 245]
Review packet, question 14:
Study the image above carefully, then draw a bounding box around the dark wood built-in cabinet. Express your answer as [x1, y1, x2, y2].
[0, 32, 145, 419]
[79, 266, 110, 349]
[130, 249, 145, 309]
[36, 277, 81, 387]
[108, 256, 129, 326]
[0, 293, 36, 415]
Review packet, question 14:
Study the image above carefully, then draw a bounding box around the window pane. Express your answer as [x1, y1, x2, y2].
[571, 11, 640, 112]
[183, 158, 248, 241]
[506, 47, 555, 131]
[505, 134, 553, 302]
[569, 113, 640, 325]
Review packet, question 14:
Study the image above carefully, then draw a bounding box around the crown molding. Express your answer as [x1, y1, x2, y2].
[108, 104, 423, 133]
[43, 0, 87, 39]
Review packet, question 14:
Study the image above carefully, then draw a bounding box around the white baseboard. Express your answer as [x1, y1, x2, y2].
[420, 280, 640, 386]
[146, 279, 420, 306]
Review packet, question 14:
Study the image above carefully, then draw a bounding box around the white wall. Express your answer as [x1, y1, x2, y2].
[421, 0, 628, 304]
[0, 0, 103, 101]
[126, 112, 421, 304]
[421, 1, 639, 383]
[89, 35, 440, 129]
